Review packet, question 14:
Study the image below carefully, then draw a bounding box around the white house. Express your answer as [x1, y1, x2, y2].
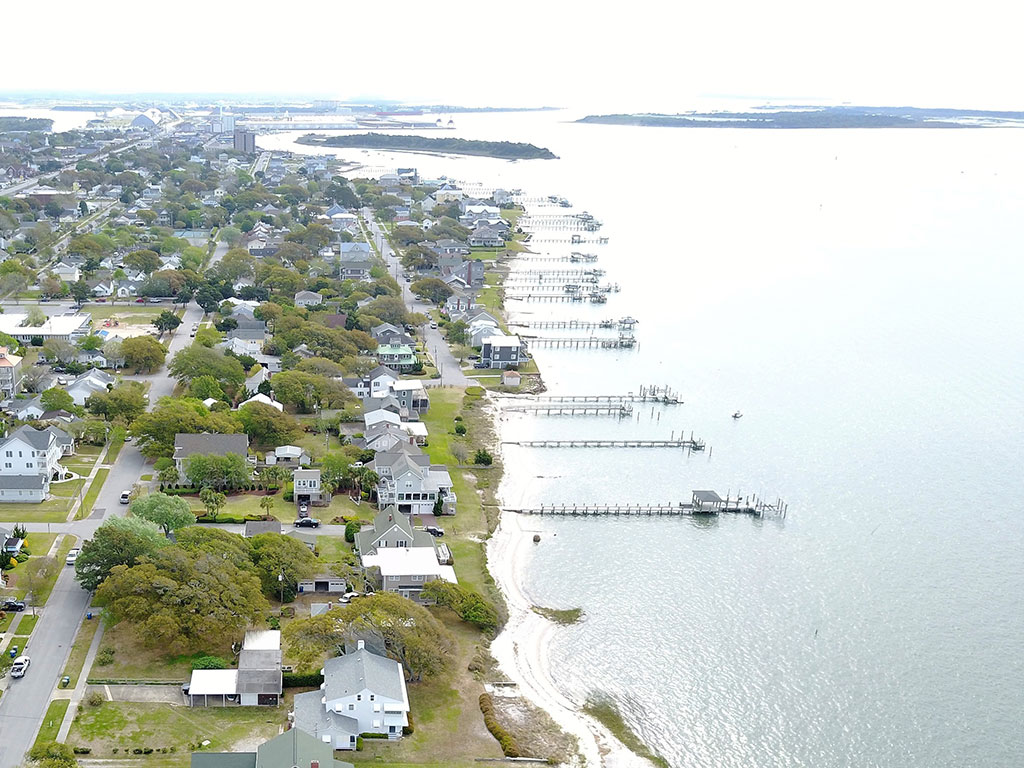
[50, 262, 81, 283]
[264, 445, 310, 467]
[291, 642, 410, 749]
[0, 425, 72, 503]
[372, 448, 455, 516]
[342, 366, 397, 401]
[66, 369, 116, 406]
[295, 290, 324, 308]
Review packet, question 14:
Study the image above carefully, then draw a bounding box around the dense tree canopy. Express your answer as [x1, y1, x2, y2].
[96, 546, 268, 652]
[249, 533, 318, 602]
[169, 345, 246, 392]
[74, 516, 167, 591]
[130, 397, 241, 458]
[130, 492, 196, 535]
[237, 401, 302, 446]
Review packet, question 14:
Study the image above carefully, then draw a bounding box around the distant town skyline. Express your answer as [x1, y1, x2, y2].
[3, 0, 1021, 112]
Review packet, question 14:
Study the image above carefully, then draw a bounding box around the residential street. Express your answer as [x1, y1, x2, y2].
[362, 212, 471, 387]
[0, 310, 196, 768]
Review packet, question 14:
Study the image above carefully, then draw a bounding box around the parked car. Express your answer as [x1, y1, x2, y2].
[189, 330, 196, 337]
[424, 526, 445, 537]
[148, 298, 163, 303]
[56, 377, 68, 386]
[473, 361, 489, 369]
[10, 656, 30, 678]
[1, 599, 26, 612]
[95, 298, 106, 302]
[294, 518, 321, 528]
[119, 490, 131, 504]
[66, 548, 80, 566]
[429, 321, 438, 329]
[135, 298, 145, 303]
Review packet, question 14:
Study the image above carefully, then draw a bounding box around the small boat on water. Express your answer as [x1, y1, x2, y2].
[732, 411, 743, 419]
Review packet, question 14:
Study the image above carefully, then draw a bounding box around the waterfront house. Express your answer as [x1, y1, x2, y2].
[389, 380, 430, 417]
[371, 323, 415, 347]
[363, 422, 420, 453]
[502, 370, 522, 387]
[467, 226, 504, 247]
[480, 334, 524, 370]
[360, 547, 457, 601]
[372, 448, 455, 516]
[291, 641, 410, 749]
[189, 727, 354, 768]
[355, 507, 436, 556]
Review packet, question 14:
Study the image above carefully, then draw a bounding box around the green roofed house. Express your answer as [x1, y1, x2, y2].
[374, 344, 417, 372]
[190, 726, 354, 768]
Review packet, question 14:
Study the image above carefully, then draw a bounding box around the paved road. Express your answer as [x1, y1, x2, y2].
[0, 308, 197, 768]
[361, 212, 471, 387]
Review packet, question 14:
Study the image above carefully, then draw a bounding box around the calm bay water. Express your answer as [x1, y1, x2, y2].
[269, 112, 1024, 766]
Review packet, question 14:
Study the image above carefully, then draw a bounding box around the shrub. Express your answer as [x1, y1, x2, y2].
[402, 712, 415, 735]
[95, 647, 115, 666]
[192, 656, 228, 670]
[465, 385, 484, 397]
[86, 691, 104, 707]
[344, 520, 361, 544]
[132, 748, 144, 755]
[479, 693, 520, 757]
[73, 747, 91, 755]
[283, 481, 294, 502]
[454, 423, 466, 435]
[268, 616, 281, 630]
[356, 737, 364, 751]
[360, 732, 389, 739]
[473, 449, 493, 466]
[283, 671, 324, 687]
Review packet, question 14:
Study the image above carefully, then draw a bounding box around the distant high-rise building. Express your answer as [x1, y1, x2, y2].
[233, 129, 256, 154]
[221, 114, 235, 134]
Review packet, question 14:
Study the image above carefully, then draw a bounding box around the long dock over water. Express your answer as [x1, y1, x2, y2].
[507, 492, 787, 519]
[512, 318, 636, 331]
[526, 336, 635, 349]
[503, 404, 633, 417]
[507, 438, 704, 449]
[531, 392, 679, 405]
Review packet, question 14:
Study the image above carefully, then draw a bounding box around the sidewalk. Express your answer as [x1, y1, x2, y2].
[56, 618, 105, 743]
[64, 439, 113, 523]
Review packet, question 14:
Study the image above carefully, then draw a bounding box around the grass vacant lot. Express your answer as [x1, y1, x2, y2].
[0, 485, 82, 522]
[350, 611, 501, 767]
[184, 489, 367, 525]
[62, 613, 102, 687]
[86, 304, 163, 322]
[68, 701, 285, 756]
[91, 622, 234, 683]
[34, 699, 70, 748]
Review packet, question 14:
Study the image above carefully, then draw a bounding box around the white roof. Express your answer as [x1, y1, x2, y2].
[0, 314, 90, 337]
[484, 334, 521, 347]
[243, 629, 281, 650]
[365, 409, 401, 428]
[237, 393, 283, 412]
[273, 445, 303, 458]
[399, 422, 428, 437]
[389, 380, 424, 392]
[361, 548, 458, 583]
[188, 669, 238, 696]
[202, 397, 218, 407]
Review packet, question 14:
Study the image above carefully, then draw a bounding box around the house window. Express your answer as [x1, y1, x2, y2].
[356, 694, 362, 701]
[389, 576, 400, 582]
[348, 703, 355, 711]
[411, 575, 423, 582]
[4, 451, 9, 458]
[4, 463, 9, 469]
[25, 463, 31, 469]
[370, 695, 375, 701]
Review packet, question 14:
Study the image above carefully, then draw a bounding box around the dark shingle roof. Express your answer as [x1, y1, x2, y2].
[173, 433, 249, 459]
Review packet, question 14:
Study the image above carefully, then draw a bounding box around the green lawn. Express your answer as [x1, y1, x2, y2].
[0, 495, 71, 526]
[50, 479, 85, 499]
[62, 613, 102, 687]
[185, 490, 368, 524]
[105, 434, 125, 464]
[14, 613, 38, 636]
[27, 533, 57, 557]
[77, 468, 110, 520]
[0, 613, 13, 632]
[68, 701, 285, 756]
[34, 699, 70, 748]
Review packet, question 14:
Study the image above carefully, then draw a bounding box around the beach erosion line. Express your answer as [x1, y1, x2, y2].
[487, 498, 657, 768]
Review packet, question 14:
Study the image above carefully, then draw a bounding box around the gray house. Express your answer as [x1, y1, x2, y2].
[480, 334, 524, 370]
[355, 507, 436, 556]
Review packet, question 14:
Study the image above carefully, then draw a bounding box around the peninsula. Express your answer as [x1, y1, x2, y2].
[296, 132, 557, 159]
[577, 105, 1024, 129]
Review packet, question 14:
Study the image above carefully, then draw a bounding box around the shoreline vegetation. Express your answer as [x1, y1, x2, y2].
[300, 132, 557, 159]
[532, 605, 585, 625]
[583, 698, 670, 768]
[577, 105, 1024, 129]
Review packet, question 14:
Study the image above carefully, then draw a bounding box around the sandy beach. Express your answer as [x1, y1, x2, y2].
[487, 510, 657, 768]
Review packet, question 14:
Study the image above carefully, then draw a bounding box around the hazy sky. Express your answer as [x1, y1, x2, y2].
[2, 0, 1019, 110]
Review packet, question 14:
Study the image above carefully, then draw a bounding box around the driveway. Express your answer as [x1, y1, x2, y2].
[89, 684, 183, 704]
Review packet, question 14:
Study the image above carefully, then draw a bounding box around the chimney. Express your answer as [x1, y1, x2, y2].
[311, 762, 319, 768]
[357, 639, 365, 651]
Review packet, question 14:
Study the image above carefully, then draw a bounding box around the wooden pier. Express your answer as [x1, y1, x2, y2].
[519, 213, 603, 232]
[508, 438, 703, 449]
[511, 252, 600, 264]
[506, 292, 610, 303]
[503, 404, 633, 417]
[511, 317, 638, 331]
[506, 492, 787, 519]
[526, 335, 635, 349]
[506, 269, 605, 280]
[531, 392, 680, 405]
